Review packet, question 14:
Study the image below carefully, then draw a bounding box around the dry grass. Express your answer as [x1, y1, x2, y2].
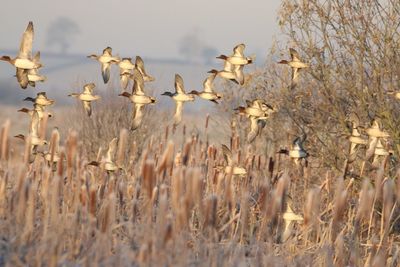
[0, 113, 399, 266]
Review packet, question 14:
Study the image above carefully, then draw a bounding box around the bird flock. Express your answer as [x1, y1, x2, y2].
[0, 21, 396, 182]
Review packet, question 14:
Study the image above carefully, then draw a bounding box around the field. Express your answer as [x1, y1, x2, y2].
[0, 0, 400, 266]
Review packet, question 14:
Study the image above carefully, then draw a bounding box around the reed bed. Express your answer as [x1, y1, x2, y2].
[0, 116, 399, 266]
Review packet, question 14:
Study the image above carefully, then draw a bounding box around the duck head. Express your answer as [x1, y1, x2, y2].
[17, 108, 30, 113]
[188, 90, 200, 96]
[14, 134, 25, 141]
[161, 92, 174, 97]
[0, 56, 12, 62]
[23, 97, 36, 102]
[216, 55, 228, 60]
[119, 92, 132, 98]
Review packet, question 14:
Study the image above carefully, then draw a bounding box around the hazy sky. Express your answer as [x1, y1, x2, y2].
[0, 0, 282, 59]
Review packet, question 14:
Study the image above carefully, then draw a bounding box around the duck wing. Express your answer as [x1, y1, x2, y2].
[233, 43, 245, 57]
[135, 56, 155, 81]
[30, 111, 40, 138]
[291, 67, 299, 89]
[131, 104, 144, 130]
[221, 144, 233, 166]
[247, 117, 259, 143]
[174, 74, 186, 94]
[203, 73, 216, 93]
[83, 83, 96, 94]
[233, 64, 244, 85]
[289, 48, 301, 62]
[106, 138, 118, 162]
[101, 63, 111, 83]
[16, 68, 29, 89]
[103, 47, 112, 56]
[132, 69, 145, 95]
[120, 73, 129, 89]
[83, 101, 92, 117]
[18, 21, 34, 59]
[173, 101, 183, 125]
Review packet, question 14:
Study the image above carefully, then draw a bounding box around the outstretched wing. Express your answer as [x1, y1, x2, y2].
[16, 68, 29, 89]
[289, 48, 301, 62]
[30, 110, 40, 137]
[120, 74, 129, 90]
[103, 47, 112, 56]
[291, 67, 299, 88]
[106, 138, 118, 162]
[83, 83, 96, 94]
[173, 101, 184, 125]
[247, 117, 259, 143]
[175, 74, 186, 94]
[233, 65, 244, 85]
[131, 104, 144, 130]
[221, 144, 233, 166]
[83, 101, 92, 117]
[18, 21, 34, 59]
[101, 63, 111, 83]
[135, 56, 154, 81]
[232, 43, 245, 57]
[132, 69, 145, 95]
[203, 73, 216, 93]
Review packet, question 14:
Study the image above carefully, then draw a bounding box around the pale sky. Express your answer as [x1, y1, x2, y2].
[0, 0, 282, 59]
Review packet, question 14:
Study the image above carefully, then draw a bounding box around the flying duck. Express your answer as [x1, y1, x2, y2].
[189, 73, 222, 104]
[278, 135, 309, 165]
[161, 74, 195, 126]
[88, 138, 121, 172]
[68, 83, 101, 117]
[87, 47, 120, 84]
[208, 59, 241, 85]
[24, 92, 55, 107]
[0, 22, 42, 70]
[14, 111, 48, 153]
[119, 70, 156, 130]
[18, 104, 52, 119]
[214, 144, 247, 175]
[217, 43, 254, 66]
[278, 48, 309, 89]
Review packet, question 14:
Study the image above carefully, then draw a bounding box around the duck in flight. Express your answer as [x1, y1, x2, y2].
[161, 74, 195, 126]
[68, 83, 101, 117]
[278, 134, 309, 165]
[189, 73, 222, 104]
[0, 22, 43, 89]
[14, 110, 48, 154]
[216, 43, 254, 66]
[214, 144, 247, 176]
[88, 138, 122, 172]
[278, 48, 309, 89]
[118, 57, 135, 90]
[24, 92, 55, 107]
[87, 47, 120, 84]
[119, 69, 156, 130]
